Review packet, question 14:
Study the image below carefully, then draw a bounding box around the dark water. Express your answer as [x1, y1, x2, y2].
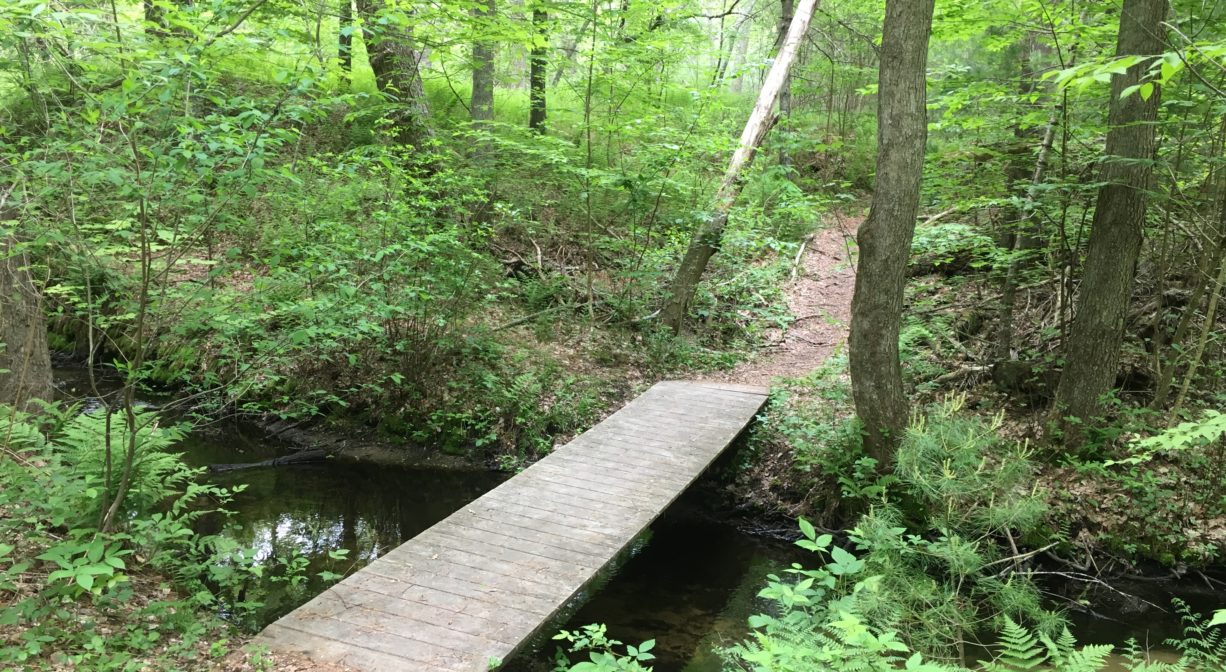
[50, 369, 1226, 670]
[1057, 575, 1225, 647]
[187, 435, 507, 626]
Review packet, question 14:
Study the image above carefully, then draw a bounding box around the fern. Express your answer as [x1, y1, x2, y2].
[985, 617, 1048, 672]
[1168, 600, 1226, 672]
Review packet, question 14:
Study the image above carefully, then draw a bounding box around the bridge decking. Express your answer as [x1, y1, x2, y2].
[257, 380, 768, 671]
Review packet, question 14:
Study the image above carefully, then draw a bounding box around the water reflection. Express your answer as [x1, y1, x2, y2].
[186, 443, 506, 626]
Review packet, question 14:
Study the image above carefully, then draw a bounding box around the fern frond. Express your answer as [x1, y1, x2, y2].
[986, 617, 1047, 672]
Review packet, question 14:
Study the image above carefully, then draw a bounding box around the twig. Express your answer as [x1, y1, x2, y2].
[918, 207, 957, 227]
[984, 542, 1057, 575]
[202, 0, 269, 49]
[790, 235, 811, 281]
[1026, 571, 1167, 613]
[493, 305, 569, 332]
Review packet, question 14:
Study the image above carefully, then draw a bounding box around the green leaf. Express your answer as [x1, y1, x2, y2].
[1138, 82, 1154, 100]
[1209, 610, 1226, 627]
[798, 517, 816, 541]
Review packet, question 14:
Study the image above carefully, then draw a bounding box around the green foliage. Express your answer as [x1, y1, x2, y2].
[729, 518, 1225, 672]
[553, 624, 657, 672]
[0, 406, 339, 669]
[1110, 410, 1226, 466]
[909, 221, 997, 274]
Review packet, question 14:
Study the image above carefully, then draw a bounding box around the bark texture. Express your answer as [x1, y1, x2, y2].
[847, 0, 935, 464]
[528, 9, 548, 133]
[357, 0, 434, 146]
[470, 0, 496, 123]
[660, 0, 820, 333]
[0, 231, 53, 411]
[1054, 0, 1167, 423]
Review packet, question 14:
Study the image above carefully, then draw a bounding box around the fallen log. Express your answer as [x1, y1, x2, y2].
[208, 449, 329, 473]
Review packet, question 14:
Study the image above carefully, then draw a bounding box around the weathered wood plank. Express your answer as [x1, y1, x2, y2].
[257, 380, 768, 671]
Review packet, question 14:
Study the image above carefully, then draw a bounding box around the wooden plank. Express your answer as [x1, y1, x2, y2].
[258, 380, 767, 671]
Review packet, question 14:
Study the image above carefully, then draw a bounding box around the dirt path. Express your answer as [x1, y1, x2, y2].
[704, 211, 862, 388]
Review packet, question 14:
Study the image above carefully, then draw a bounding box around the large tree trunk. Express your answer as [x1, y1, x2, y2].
[470, 0, 496, 123]
[0, 222, 53, 412]
[357, 0, 434, 147]
[847, 0, 935, 465]
[660, 0, 819, 334]
[528, 8, 548, 133]
[1054, 0, 1167, 425]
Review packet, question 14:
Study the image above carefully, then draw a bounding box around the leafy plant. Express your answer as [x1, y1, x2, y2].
[553, 624, 657, 672]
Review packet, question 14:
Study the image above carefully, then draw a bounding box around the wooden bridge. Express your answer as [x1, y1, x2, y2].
[257, 380, 768, 671]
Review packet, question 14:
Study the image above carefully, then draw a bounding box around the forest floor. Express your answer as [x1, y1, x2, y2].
[704, 211, 861, 387]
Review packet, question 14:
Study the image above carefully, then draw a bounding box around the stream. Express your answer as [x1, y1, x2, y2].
[53, 371, 1226, 670]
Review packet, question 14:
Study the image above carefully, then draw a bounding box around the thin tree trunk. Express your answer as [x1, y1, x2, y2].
[470, 0, 496, 123]
[995, 112, 1059, 362]
[0, 221, 53, 412]
[1054, 0, 1167, 425]
[727, 17, 752, 94]
[1171, 254, 1226, 416]
[529, 8, 548, 133]
[660, 0, 820, 333]
[1152, 181, 1226, 408]
[777, 0, 794, 171]
[551, 18, 591, 87]
[847, 0, 936, 464]
[338, 0, 353, 72]
[357, 0, 434, 146]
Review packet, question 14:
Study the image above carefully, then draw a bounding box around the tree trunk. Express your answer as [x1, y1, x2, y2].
[357, 0, 434, 147]
[660, 0, 820, 333]
[847, 0, 935, 465]
[994, 112, 1058, 362]
[777, 0, 795, 171]
[470, 0, 496, 123]
[727, 17, 752, 94]
[1151, 181, 1226, 408]
[0, 225, 53, 412]
[1053, 0, 1167, 425]
[339, 0, 353, 73]
[528, 8, 548, 133]
[551, 18, 591, 87]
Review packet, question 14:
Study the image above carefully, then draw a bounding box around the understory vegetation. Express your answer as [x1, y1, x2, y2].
[2, 0, 1226, 669]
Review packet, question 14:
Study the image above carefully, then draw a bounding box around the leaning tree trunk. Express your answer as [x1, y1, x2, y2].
[528, 8, 548, 133]
[470, 0, 496, 124]
[1054, 0, 1167, 425]
[660, 0, 820, 334]
[357, 0, 434, 147]
[0, 226, 53, 412]
[847, 0, 935, 465]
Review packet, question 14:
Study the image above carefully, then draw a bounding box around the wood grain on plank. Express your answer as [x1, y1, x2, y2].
[257, 380, 767, 671]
